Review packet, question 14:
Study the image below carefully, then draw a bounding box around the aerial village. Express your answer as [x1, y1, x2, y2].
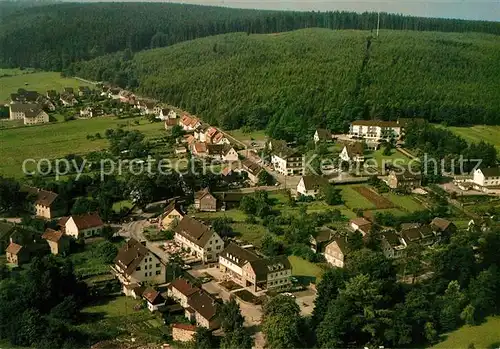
[2, 82, 500, 347]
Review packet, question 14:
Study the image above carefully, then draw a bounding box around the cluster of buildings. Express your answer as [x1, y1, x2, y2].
[309, 216, 457, 268]
[455, 167, 500, 195]
[5, 209, 104, 266]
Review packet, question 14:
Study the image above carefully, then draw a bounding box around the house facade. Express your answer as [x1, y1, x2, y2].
[194, 188, 217, 212]
[350, 217, 372, 236]
[24, 187, 63, 219]
[159, 201, 184, 229]
[9, 103, 49, 125]
[473, 167, 500, 189]
[349, 120, 403, 141]
[242, 159, 263, 184]
[339, 143, 365, 163]
[271, 151, 304, 176]
[142, 288, 166, 312]
[186, 291, 219, 329]
[324, 238, 347, 268]
[387, 169, 422, 190]
[42, 228, 70, 255]
[174, 216, 223, 263]
[219, 242, 260, 285]
[112, 238, 166, 291]
[296, 175, 328, 198]
[5, 242, 30, 266]
[242, 256, 292, 292]
[167, 278, 200, 308]
[381, 231, 408, 259]
[314, 129, 332, 143]
[63, 212, 104, 238]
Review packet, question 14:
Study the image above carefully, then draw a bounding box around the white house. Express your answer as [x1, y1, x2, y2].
[349, 120, 403, 141]
[112, 238, 167, 293]
[350, 217, 372, 236]
[9, 103, 49, 125]
[179, 115, 201, 132]
[61, 212, 104, 238]
[473, 167, 500, 188]
[324, 238, 347, 268]
[142, 287, 166, 312]
[381, 231, 407, 259]
[270, 147, 305, 176]
[314, 129, 332, 143]
[219, 242, 260, 285]
[174, 216, 224, 263]
[159, 108, 177, 120]
[296, 175, 329, 198]
[339, 142, 365, 163]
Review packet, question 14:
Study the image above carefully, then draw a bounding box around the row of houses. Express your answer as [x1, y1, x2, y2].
[5, 211, 104, 266]
[308, 216, 457, 268]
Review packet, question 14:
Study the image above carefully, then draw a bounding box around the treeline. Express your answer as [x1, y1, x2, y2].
[1, 1, 500, 70]
[69, 29, 500, 142]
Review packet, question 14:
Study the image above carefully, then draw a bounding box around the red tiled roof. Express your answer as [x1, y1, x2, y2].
[350, 217, 371, 227]
[71, 212, 104, 230]
[6, 242, 23, 255]
[206, 127, 218, 137]
[212, 132, 225, 143]
[172, 323, 197, 332]
[193, 142, 207, 153]
[142, 287, 165, 305]
[42, 228, 64, 242]
[168, 278, 199, 297]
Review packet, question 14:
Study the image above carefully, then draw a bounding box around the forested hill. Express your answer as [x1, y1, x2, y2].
[69, 29, 500, 142]
[1, 2, 500, 70]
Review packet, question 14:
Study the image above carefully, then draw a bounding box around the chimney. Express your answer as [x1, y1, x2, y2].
[140, 240, 147, 246]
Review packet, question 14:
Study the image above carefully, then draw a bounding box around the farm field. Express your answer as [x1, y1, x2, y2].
[339, 185, 376, 210]
[363, 208, 407, 221]
[0, 116, 165, 177]
[0, 71, 92, 103]
[227, 128, 267, 142]
[444, 125, 500, 151]
[231, 222, 269, 246]
[385, 193, 425, 212]
[432, 316, 500, 349]
[353, 186, 394, 209]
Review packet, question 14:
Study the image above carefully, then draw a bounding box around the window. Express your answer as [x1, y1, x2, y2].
[216, 246, 221, 250]
[149, 272, 152, 276]
[149, 264, 152, 269]
[156, 271, 160, 275]
[145, 265, 148, 270]
[136, 266, 141, 271]
[149, 257, 152, 262]
[144, 272, 148, 277]
[209, 241, 212, 244]
[207, 248, 212, 252]
[156, 263, 160, 268]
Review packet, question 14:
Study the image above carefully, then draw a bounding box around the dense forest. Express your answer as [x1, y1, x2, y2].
[1, 1, 500, 70]
[69, 29, 500, 142]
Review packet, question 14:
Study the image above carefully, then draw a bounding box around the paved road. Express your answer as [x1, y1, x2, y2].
[118, 219, 171, 263]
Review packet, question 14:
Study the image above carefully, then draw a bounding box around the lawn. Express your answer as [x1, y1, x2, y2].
[227, 128, 268, 142]
[365, 148, 411, 168]
[231, 222, 269, 246]
[0, 116, 165, 177]
[386, 193, 425, 212]
[112, 200, 134, 213]
[432, 316, 500, 349]
[194, 208, 248, 222]
[0, 67, 35, 77]
[77, 295, 165, 344]
[444, 125, 500, 151]
[70, 239, 123, 279]
[363, 208, 407, 221]
[339, 185, 376, 210]
[288, 255, 324, 284]
[0, 71, 92, 103]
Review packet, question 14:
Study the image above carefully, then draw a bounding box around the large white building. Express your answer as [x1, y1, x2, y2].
[174, 216, 223, 263]
[112, 238, 167, 294]
[296, 175, 329, 198]
[349, 120, 404, 141]
[9, 103, 49, 125]
[219, 242, 260, 285]
[60, 212, 104, 239]
[473, 167, 500, 188]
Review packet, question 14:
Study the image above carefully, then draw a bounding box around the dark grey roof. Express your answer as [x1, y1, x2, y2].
[479, 167, 500, 177]
[301, 175, 329, 191]
[114, 238, 150, 276]
[315, 128, 332, 140]
[247, 256, 291, 282]
[220, 242, 260, 267]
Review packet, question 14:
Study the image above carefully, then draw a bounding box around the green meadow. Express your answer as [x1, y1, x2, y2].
[0, 117, 165, 178]
[0, 71, 92, 103]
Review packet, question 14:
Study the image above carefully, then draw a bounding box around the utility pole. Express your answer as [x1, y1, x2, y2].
[376, 11, 380, 38]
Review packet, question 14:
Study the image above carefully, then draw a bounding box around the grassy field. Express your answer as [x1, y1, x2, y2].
[385, 193, 425, 212]
[77, 295, 165, 343]
[0, 116, 165, 177]
[0, 71, 92, 103]
[112, 200, 134, 213]
[365, 148, 411, 167]
[231, 222, 269, 246]
[432, 316, 500, 349]
[0, 68, 35, 77]
[227, 128, 267, 142]
[288, 255, 324, 284]
[444, 125, 500, 151]
[339, 185, 376, 210]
